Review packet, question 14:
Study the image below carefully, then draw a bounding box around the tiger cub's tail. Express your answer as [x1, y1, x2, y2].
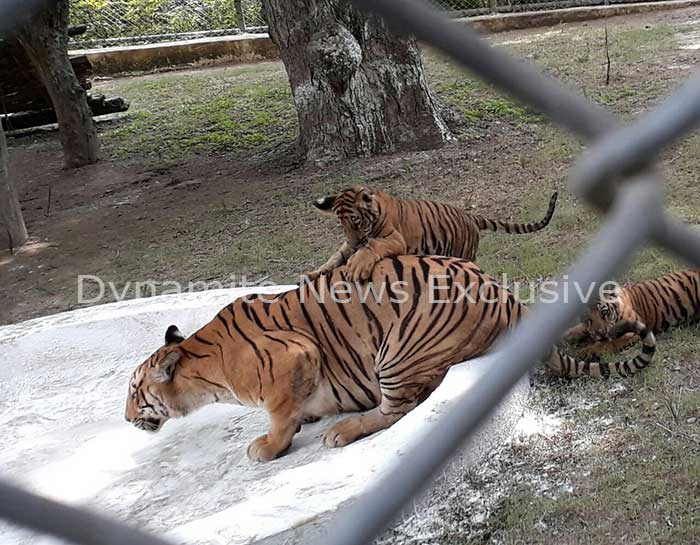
[474, 191, 558, 234]
[547, 320, 656, 378]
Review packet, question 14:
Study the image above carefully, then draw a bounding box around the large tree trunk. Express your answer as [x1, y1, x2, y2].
[261, 0, 452, 165]
[18, 0, 99, 168]
[0, 125, 28, 251]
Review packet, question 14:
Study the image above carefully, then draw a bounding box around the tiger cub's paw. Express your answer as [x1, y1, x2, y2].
[321, 417, 364, 448]
[247, 434, 285, 462]
[345, 252, 378, 282]
[303, 269, 322, 282]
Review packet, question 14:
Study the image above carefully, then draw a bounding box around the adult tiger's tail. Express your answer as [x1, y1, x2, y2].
[473, 191, 558, 234]
[546, 320, 656, 378]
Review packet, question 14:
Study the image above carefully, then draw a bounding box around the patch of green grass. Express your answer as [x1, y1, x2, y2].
[612, 24, 676, 59]
[493, 491, 555, 534]
[432, 78, 536, 122]
[218, 229, 319, 280]
[477, 187, 597, 282]
[96, 63, 296, 162]
[524, 127, 582, 169]
[493, 402, 700, 544]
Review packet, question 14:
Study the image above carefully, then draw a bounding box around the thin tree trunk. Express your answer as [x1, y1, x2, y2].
[18, 0, 99, 168]
[0, 125, 28, 251]
[261, 0, 452, 165]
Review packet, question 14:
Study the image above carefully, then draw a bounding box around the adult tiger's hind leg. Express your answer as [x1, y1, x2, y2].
[321, 377, 441, 448]
[321, 398, 418, 448]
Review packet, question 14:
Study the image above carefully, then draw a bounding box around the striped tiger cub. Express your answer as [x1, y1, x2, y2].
[126, 256, 654, 462]
[306, 185, 558, 281]
[566, 269, 700, 355]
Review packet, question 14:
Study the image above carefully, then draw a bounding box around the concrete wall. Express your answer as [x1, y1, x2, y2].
[72, 33, 278, 75]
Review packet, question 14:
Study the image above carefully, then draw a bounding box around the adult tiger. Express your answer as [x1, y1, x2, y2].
[125, 256, 655, 462]
[566, 269, 700, 355]
[306, 185, 558, 281]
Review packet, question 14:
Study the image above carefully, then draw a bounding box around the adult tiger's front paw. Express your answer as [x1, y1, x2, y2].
[247, 434, 283, 462]
[345, 252, 378, 282]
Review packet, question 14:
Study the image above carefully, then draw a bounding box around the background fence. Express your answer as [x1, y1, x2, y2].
[4, 0, 700, 544]
[432, 0, 669, 16]
[68, 0, 670, 48]
[69, 0, 268, 48]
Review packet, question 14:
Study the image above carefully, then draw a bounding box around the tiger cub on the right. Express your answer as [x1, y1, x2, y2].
[566, 269, 700, 355]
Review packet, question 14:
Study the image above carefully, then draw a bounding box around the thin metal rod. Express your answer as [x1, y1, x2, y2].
[653, 214, 700, 268]
[319, 177, 662, 545]
[0, 479, 174, 545]
[353, 0, 617, 141]
[573, 73, 700, 199]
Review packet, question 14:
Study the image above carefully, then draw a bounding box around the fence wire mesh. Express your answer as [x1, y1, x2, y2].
[430, 0, 672, 16]
[67, 0, 672, 48]
[3, 0, 700, 544]
[69, 0, 267, 48]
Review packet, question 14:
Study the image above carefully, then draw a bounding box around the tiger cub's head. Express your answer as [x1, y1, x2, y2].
[584, 287, 623, 340]
[314, 185, 381, 247]
[125, 325, 188, 433]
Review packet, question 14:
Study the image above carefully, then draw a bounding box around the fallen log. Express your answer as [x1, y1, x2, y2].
[1, 94, 129, 132]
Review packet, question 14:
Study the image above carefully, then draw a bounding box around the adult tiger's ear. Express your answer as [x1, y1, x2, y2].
[313, 195, 337, 215]
[155, 351, 181, 383]
[165, 325, 185, 345]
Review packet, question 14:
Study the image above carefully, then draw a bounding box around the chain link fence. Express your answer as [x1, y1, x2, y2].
[69, 0, 267, 48]
[430, 0, 670, 16]
[68, 0, 672, 48]
[4, 0, 700, 544]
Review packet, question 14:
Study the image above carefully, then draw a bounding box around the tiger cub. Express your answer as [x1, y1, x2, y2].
[306, 185, 558, 282]
[566, 269, 700, 355]
[126, 256, 655, 463]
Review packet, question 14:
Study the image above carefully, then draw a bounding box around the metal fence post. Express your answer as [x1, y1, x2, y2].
[235, 0, 247, 32]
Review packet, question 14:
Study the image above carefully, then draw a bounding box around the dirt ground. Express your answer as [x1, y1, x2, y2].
[4, 6, 700, 544]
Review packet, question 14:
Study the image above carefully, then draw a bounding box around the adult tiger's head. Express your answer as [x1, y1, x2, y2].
[314, 185, 382, 247]
[584, 287, 623, 340]
[125, 325, 188, 433]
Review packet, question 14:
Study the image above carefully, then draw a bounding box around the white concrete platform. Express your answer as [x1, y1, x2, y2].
[0, 288, 528, 545]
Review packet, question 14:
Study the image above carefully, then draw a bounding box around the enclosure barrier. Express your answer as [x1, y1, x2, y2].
[3, 0, 700, 543]
[66, 0, 675, 48]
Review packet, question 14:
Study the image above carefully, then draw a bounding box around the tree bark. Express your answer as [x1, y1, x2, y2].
[18, 0, 99, 168]
[0, 125, 28, 251]
[261, 0, 452, 165]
